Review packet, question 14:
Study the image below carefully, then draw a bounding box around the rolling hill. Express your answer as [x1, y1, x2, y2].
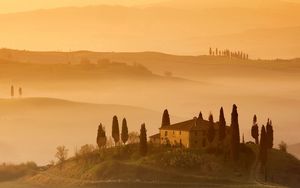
[0, 0, 299, 58]
[0, 97, 183, 164]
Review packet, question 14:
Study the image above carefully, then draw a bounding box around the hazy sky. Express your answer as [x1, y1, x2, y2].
[0, 0, 163, 13]
[0, 0, 298, 14]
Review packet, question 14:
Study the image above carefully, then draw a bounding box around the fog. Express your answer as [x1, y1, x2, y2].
[0, 53, 299, 165]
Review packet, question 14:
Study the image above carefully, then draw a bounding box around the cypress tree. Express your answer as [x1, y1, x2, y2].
[231, 104, 240, 161]
[112, 116, 120, 145]
[266, 120, 274, 149]
[259, 125, 268, 167]
[10, 85, 14, 98]
[207, 114, 215, 143]
[251, 115, 259, 144]
[140, 123, 147, 156]
[97, 123, 107, 149]
[219, 107, 226, 142]
[161, 109, 170, 127]
[121, 118, 129, 144]
[198, 111, 203, 120]
[209, 47, 212, 56]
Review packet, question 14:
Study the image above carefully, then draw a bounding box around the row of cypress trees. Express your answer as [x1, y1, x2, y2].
[96, 116, 148, 156]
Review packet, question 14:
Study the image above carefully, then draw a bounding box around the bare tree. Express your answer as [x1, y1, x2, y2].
[55, 145, 68, 165]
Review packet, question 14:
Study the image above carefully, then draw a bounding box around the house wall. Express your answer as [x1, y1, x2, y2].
[160, 127, 231, 149]
[160, 129, 190, 148]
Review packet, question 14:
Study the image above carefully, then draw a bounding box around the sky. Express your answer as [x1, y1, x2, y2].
[0, 0, 298, 14]
[0, 0, 163, 13]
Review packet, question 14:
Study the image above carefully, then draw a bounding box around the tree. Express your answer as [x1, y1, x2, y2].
[121, 118, 129, 144]
[278, 141, 287, 153]
[219, 107, 226, 142]
[19, 87, 23, 97]
[231, 104, 240, 161]
[55, 146, 68, 165]
[10, 85, 14, 98]
[251, 115, 259, 144]
[140, 123, 147, 156]
[112, 116, 120, 145]
[207, 113, 215, 143]
[161, 109, 170, 127]
[259, 125, 268, 168]
[266, 119, 274, 149]
[209, 47, 212, 56]
[97, 123, 107, 149]
[198, 111, 203, 120]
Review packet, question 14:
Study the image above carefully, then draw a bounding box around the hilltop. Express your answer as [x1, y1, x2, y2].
[11, 143, 300, 188]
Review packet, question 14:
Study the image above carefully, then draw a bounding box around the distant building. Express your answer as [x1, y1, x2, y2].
[151, 117, 230, 149]
[149, 133, 160, 145]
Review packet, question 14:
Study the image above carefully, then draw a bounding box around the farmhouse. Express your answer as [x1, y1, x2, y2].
[151, 116, 230, 148]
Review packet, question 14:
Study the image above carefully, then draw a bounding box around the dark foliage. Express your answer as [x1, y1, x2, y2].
[121, 118, 129, 144]
[112, 116, 120, 145]
[161, 109, 171, 127]
[259, 125, 268, 167]
[266, 119, 274, 149]
[219, 107, 226, 142]
[231, 104, 240, 161]
[208, 114, 215, 143]
[140, 123, 148, 156]
[251, 115, 259, 144]
[97, 123, 107, 149]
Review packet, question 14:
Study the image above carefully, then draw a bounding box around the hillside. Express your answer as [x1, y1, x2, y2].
[0, 97, 183, 164]
[19, 144, 300, 188]
[0, 49, 299, 147]
[0, 1, 299, 58]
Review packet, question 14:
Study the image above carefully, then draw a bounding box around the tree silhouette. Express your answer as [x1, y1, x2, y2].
[10, 85, 14, 98]
[198, 111, 203, 120]
[18, 87, 23, 97]
[219, 107, 226, 142]
[112, 116, 120, 145]
[207, 114, 215, 143]
[231, 104, 240, 161]
[209, 47, 212, 56]
[259, 125, 268, 169]
[266, 119, 274, 149]
[55, 145, 68, 166]
[161, 109, 170, 127]
[139, 123, 147, 156]
[121, 118, 129, 144]
[251, 115, 259, 144]
[97, 123, 107, 149]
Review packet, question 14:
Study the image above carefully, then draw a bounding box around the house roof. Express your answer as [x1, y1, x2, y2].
[149, 133, 160, 139]
[160, 118, 222, 131]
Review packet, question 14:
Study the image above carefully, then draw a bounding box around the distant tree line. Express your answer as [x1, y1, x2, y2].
[10, 85, 23, 98]
[209, 47, 249, 60]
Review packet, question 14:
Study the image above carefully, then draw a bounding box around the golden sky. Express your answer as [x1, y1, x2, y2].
[0, 0, 164, 13]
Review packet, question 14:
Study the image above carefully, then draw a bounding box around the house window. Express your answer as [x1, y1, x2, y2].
[173, 131, 175, 135]
[165, 131, 168, 136]
[194, 140, 198, 144]
[195, 131, 197, 136]
[179, 131, 181, 135]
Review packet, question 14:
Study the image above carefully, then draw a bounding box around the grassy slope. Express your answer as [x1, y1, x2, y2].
[23, 144, 297, 188]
